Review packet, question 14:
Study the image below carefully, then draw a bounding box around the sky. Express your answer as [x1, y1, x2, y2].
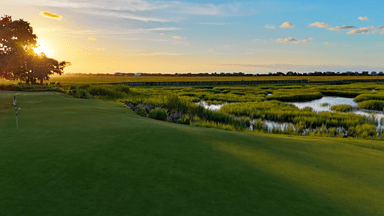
[1, 0, 384, 74]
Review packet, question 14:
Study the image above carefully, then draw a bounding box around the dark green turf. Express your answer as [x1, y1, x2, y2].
[1, 91, 384, 216]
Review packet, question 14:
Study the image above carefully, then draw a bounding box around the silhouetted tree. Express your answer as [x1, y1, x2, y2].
[0, 15, 70, 84]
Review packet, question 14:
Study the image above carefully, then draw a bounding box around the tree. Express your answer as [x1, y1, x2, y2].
[0, 15, 70, 84]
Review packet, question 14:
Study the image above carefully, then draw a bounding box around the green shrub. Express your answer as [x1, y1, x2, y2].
[149, 108, 168, 121]
[355, 124, 377, 138]
[177, 114, 191, 125]
[135, 106, 147, 117]
[74, 89, 89, 99]
[330, 104, 352, 112]
[321, 103, 329, 106]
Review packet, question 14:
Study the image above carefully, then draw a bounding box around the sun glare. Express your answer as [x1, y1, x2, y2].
[33, 42, 51, 56]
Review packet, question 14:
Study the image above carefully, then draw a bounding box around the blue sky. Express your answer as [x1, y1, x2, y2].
[1, 0, 384, 73]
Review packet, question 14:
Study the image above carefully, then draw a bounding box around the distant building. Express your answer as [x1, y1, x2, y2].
[134, 73, 142, 77]
[371, 71, 377, 76]
[379, 72, 384, 75]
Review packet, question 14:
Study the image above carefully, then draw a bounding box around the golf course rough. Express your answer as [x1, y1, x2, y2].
[1, 91, 384, 216]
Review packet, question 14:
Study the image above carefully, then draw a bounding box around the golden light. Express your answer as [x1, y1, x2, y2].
[33, 42, 52, 56]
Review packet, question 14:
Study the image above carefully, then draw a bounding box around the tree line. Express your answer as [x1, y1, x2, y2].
[0, 15, 70, 84]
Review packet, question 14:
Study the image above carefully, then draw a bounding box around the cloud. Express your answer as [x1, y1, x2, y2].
[96, 48, 105, 51]
[358, 16, 370, 21]
[88, 37, 96, 41]
[160, 33, 165, 35]
[265, 25, 276, 29]
[277, 37, 296, 43]
[347, 26, 376, 35]
[309, 22, 329, 28]
[83, 10, 171, 22]
[277, 37, 312, 44]
[381, 29, 384, 35]
[295, 37, 313, 44]
[173, 36, 182, 39]
[328, 25, 355, 31]
[39, 11, 62, 20]
[251, 38, 260, 42]
[280, 22, 295, 28]
[208, 49, 214, 52]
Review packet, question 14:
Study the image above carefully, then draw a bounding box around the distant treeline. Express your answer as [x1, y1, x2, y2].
[67, 71, 383, 77]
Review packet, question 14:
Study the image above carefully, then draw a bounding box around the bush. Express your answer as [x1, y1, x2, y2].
[177, 114, 191, 125]
[149, 108, 168, 121]
[135, 106, 147, 117]
[74, 89, 89, 99]
[330, 104, 352, 112]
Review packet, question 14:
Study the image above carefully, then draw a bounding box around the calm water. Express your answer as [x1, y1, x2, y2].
[197, 96, 384, 132]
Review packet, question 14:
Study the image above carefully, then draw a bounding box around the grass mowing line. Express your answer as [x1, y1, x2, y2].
[1, 91, 384, 215]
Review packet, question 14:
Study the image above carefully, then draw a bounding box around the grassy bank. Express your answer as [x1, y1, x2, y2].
[1, 91, 384, 215]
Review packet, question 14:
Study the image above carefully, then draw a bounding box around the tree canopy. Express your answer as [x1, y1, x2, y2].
[0, 15, 70, 84]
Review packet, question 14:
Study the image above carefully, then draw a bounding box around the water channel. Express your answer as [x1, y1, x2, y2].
[197, 96, 384, 134]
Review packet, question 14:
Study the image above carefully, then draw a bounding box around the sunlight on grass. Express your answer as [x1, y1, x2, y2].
[210, 138, 384, 215]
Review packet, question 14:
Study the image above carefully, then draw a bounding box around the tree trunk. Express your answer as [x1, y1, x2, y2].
[40, 79, 43, 85]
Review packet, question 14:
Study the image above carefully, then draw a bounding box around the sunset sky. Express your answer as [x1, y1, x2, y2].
[2, 0, 384, 74]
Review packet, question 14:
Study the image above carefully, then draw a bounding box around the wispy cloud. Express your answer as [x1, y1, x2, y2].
[88, 37, 96, 41]
[277, 37, 296, 43]
[328, 25, 355, 31]
[39, 11, 62, 20]
[358, 16, 370, 21]
[309, 22, 329, 28]
[265, 25, 276, 29]
[251, 38, 260, 42]
[173, 36, 182, 39]
[295, 38, 313, 44]
[347, 26, 376, 34]
[208, 49, 214, 52]
[277, 37, 312, 44]
[82, 10, 171, 22]
[325, 42, 336, 46]
[280, 22, 295, 28]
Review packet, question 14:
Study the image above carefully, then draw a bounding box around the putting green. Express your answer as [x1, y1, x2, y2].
[1, 91, 384, 216]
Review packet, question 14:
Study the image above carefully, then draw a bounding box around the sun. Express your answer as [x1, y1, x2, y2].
[33, 42, 51, 56]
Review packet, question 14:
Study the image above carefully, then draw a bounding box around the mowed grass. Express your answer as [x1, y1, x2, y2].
[1, 75, 381, 84]
[1, 91, 384, 215]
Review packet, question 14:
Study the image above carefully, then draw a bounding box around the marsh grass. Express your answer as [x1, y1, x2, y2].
[330, 104, 353, 112]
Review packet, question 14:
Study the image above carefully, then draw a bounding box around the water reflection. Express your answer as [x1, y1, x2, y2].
[197, 96, 384, 133]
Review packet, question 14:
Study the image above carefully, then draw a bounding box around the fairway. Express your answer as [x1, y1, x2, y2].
[1, 91, 384, 215]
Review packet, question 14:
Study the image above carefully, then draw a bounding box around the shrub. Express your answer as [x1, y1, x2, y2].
[74, 89, 89, 99]
[330, 104, 352, 112]
[355, 124, 377, 138]
[149, 108, 168, 121]
[135, 106, 147, 117]
[321, 103, 329, 106]
[177, 114, 191, 125]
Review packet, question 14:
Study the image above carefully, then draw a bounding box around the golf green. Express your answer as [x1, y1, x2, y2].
[1, 91, 384, 216]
